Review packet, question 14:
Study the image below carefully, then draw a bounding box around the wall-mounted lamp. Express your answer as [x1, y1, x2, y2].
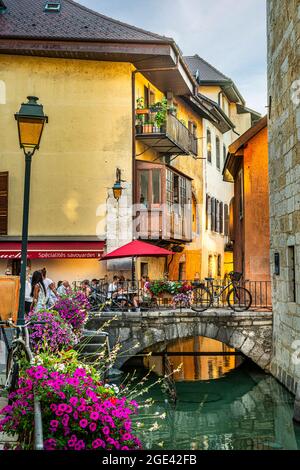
[112, 168, 123, 201]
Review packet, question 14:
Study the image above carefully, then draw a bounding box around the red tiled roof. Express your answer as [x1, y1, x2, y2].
[0, 0, 172, 43]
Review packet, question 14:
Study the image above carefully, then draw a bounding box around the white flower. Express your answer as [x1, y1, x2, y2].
[149, 422, 160, 432]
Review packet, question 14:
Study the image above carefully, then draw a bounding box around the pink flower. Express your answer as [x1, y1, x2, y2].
[90, 412, 99, 421]
[89, 423, 97, 432]
[92, 439, 106, 449]
[102, 426, 110, 435]
[79, 419, 88, 429]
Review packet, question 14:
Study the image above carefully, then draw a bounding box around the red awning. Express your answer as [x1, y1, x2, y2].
[101, 240, 173, 260]
[0, 241, 105, 259]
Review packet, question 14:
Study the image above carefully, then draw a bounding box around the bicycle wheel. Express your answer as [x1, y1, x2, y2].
[190, 285, 212, 312]
[227, 286, 252, 312]
[6, 349, 19, 399]
[6, 344, 31, 398]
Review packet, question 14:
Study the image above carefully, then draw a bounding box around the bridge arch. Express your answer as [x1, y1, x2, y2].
[113, 319, 271, 371]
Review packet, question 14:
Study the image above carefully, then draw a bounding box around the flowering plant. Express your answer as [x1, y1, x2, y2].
[0, 363, 141, 450]
[172, 292, 191, 307]
[53, 291, 90, 332]
[146, 280, 192, 296]
[27, 309, 79, 354]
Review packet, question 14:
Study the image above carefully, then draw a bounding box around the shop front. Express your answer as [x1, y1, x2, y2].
[0, 241, 105, 284]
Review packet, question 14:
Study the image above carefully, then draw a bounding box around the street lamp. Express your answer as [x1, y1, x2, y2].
[112, 168, 123, 201]
[15, 96, 48, 325]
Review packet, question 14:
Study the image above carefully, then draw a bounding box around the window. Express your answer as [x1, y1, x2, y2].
[141, 262, 149, 277]
[178, 262, 186, 281]
[206, 195, 211, 230]
[152, 169, 161, 204]
[216, 137, 220, 170]
[44, 2, 61, 12]
[219, 202, 224, 234]
[224, 204, 229, 236]
[223, 145, 227, 168]
[217, 255, 222, 277]
[144, 85, 149, 109]
[211, 197, 216, 232]
[166, 169, 173, 213]
[138, 168, 161, 208]
[207, 129, 212, 163]
[0, 171, 8, 235]
[288, 246, 296, 302]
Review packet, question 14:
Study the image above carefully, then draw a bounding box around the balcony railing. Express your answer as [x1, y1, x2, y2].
[73, 279, 272, 312]
[135, 111, 198, 156]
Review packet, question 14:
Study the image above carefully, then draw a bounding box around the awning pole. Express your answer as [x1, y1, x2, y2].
[131, 256, 136, 282]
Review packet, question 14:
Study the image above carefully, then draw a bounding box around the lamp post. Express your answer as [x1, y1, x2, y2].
[15, 96, 48, 325]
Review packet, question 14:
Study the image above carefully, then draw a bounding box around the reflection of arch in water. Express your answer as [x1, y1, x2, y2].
[139, 366, 299, 450]
[0, 80, 6, 104]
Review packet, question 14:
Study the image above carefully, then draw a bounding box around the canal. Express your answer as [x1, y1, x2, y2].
[123, 337, 300, 450]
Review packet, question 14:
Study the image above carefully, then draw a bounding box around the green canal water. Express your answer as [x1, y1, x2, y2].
[124, 359, 300, 450]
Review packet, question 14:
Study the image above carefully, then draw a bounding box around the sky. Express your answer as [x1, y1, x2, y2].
[79, 0, 267, 114]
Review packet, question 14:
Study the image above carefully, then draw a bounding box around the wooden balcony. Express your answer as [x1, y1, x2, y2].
[134, 207, 192, 242]
[135, 112, 198, 156]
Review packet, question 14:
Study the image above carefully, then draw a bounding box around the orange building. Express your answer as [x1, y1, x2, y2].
[223, 116, 270, 285]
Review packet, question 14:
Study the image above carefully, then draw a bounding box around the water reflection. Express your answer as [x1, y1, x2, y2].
[132, 363, 300, 450]
[143, 336, 243, 381]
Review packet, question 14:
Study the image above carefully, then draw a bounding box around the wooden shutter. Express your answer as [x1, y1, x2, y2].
[206, 194, 211, 230]
[224, 204, 229, 236]
[215, 200, 220, 232]
[211, 197, 215, 232]
[219, 202, 224, 234]
[0, 171, 8, 235]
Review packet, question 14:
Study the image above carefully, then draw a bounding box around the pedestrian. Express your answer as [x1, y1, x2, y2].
[41, 267, 58, 307]
[25, 267, 32, 314]
[57, 280, 71, 296]
[81, 279, 91, 297]
[31, 271, 47, 311]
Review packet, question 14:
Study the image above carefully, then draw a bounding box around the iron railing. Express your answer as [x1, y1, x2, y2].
[73, 279, 272, 311]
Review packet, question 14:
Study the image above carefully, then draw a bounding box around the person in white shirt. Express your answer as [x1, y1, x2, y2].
[41, 267, 58, 307]
[57, 280, 71, 297]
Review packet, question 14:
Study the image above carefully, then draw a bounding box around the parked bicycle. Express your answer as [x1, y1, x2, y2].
[0, 318, 44, 449]
[190, 271, 252, 313]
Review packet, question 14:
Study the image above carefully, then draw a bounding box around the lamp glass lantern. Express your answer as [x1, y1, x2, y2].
[15, 96, 48, 153]
[112, 168, 123, 201]
[113, 181, 123, 201]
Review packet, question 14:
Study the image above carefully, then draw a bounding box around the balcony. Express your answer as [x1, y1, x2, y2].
[134, 207, 192, 243]
[135, 111, 198, 157]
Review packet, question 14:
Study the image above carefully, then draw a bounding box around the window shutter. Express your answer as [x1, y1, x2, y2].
[215, 200, 219, 232]
[219, 202, 224, 234]
[224, 204, 229, 236]
[211, 197, 215, 232]
[0, 171, 8, 235]
[206, 194, 211, 230]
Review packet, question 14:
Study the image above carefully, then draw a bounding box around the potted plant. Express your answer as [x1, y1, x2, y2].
[135, 115, 143, 134]
[136, 97, 149, 115]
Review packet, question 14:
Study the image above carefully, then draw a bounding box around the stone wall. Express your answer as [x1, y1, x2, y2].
[267, 0, 300, 396]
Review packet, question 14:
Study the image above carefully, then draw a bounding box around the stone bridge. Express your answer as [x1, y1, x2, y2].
[86, 309, 273, 371]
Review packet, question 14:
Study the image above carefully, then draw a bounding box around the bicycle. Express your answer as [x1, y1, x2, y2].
[0, 318, 44, 450]
[190, 271, 252, 313]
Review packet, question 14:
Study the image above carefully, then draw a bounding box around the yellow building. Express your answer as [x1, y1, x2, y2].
[0, 0, 217, 283]
[184, 55, 261, 279]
